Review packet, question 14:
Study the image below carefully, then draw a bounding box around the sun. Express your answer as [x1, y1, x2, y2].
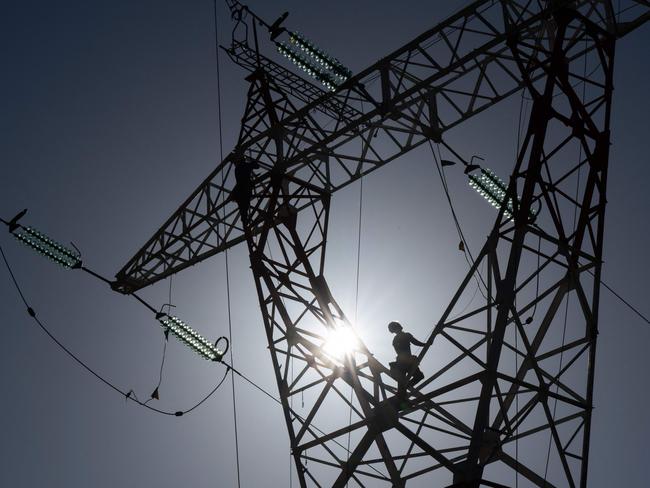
[322, 323, 359, 360]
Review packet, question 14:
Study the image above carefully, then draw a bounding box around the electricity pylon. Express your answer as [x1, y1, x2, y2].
[113, 1, 650, 486]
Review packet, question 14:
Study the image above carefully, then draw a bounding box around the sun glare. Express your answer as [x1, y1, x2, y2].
[323, 325, 359, 359]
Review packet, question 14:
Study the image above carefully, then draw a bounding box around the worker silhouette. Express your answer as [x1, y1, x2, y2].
[388, 321, 425, 395]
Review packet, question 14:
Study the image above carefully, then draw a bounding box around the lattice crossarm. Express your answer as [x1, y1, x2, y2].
[115, 0, 648, 292]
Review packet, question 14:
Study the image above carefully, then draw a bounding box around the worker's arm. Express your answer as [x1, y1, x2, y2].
[409, 334, 426, 347]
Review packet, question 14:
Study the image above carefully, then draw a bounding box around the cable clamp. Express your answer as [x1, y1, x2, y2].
[7, 209, 27, 233]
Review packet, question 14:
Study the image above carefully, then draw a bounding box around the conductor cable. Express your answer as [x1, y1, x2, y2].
[0, 242, 229, 417]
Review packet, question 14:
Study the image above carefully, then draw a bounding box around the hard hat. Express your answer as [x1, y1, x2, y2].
[388, 321, 402, 333]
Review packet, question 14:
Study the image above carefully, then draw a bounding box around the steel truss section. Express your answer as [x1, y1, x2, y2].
[416, 9, 615, 487]
[113, 0, 650, 487]
[115, 0, 643, 292]
[227, 5, 617, 485]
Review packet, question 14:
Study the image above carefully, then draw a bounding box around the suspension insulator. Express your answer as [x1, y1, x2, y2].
[13, 226, 82, 269]
[468, 168, 537, 220]
[157, 314, 228, 362]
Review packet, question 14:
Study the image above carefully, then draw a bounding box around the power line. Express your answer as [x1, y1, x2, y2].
[0, 242, 229, 417]
[2, 236, 372, 470]
[213, 1, 242, 486]
[590, 270, 650, 326]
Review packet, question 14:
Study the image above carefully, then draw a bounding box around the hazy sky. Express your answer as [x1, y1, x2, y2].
[1, 1, 649, 487]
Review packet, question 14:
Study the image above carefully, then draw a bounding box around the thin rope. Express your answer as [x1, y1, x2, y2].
[515, 310, 519, 488]
[145, 275, 173, 405]
[289, 348, 294, 488]
[527, 235, 542, 321]
[0, 243, 229, 417]
[428, 141, 488, 299]
[346, 173, 364, 485]
[225, 362, 386, 478]
[145, 337, 168, 405]
[543, 293, 570, 480]
[213, 1, 242, 486]
[261, 240, 299, 483]
[543, 35, 588, 483]
[354, 177, 363, 334]
[512, 87, 530, 486]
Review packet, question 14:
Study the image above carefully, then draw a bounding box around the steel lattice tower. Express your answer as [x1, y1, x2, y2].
[113, 1, 650, 486]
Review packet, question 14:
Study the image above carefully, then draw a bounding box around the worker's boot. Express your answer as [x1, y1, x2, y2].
[411, 368, 424, 385]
